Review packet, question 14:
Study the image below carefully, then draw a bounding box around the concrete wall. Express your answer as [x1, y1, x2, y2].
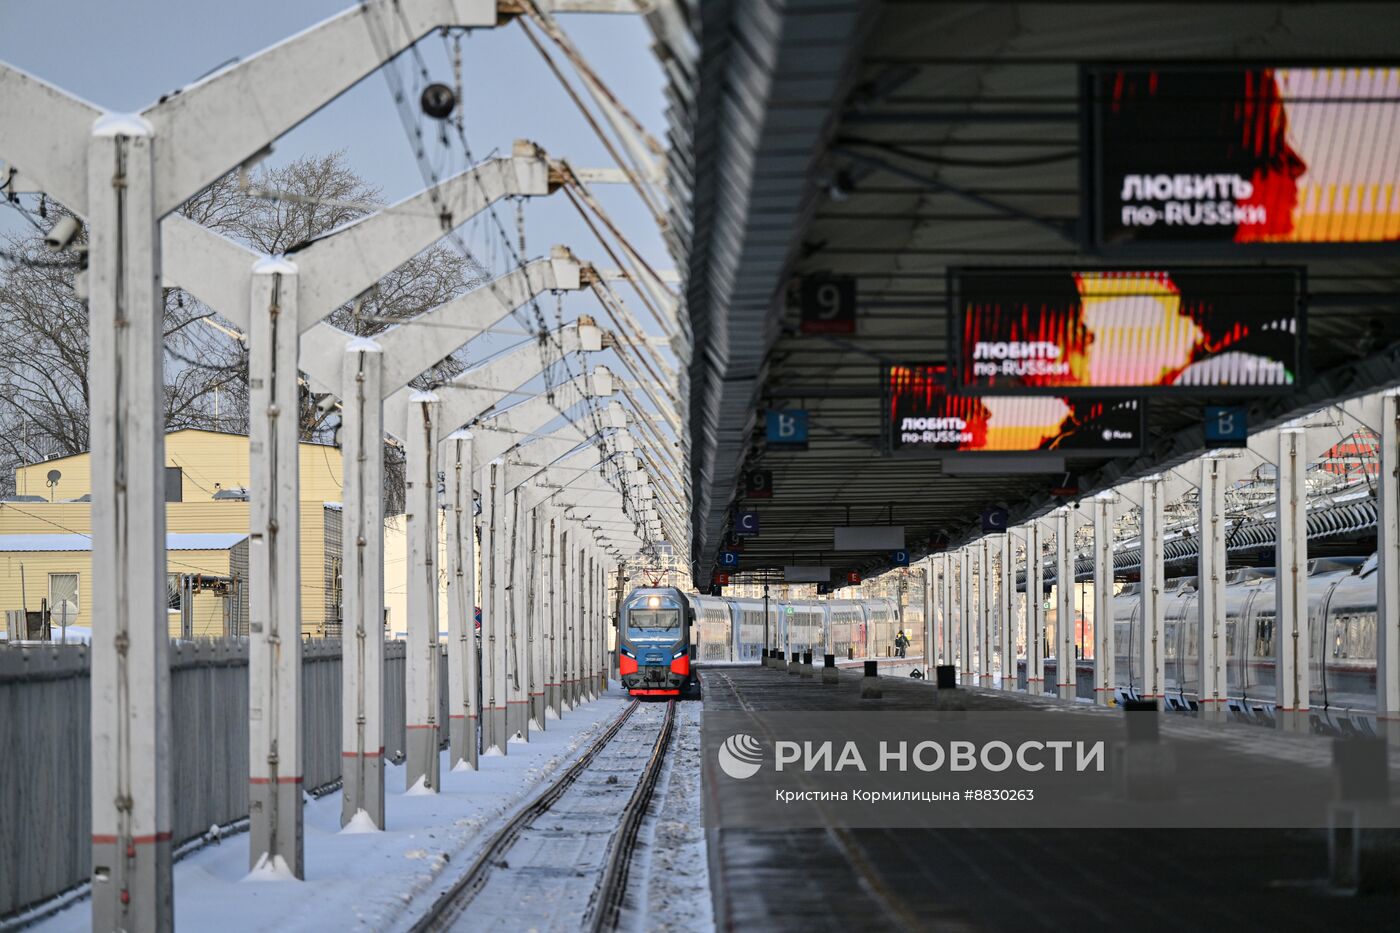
[0, 639, 428, 919]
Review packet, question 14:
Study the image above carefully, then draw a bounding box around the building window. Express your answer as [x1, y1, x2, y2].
[164, 466, 184, 503]
[167, 574, 182, 610]
[49, 573, 79, 625]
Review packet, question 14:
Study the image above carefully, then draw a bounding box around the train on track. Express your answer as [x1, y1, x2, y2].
[1099, 554, 1380, 710]
[617, 587, 907, 698]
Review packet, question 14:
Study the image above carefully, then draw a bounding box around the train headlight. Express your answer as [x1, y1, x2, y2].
[647, 595, 661, 609]
[672, 648, 686, 659]
[620, 645, 636, 659]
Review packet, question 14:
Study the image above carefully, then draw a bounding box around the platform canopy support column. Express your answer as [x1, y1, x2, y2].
[978, 538, 993, 686]
[939, 553, 954, 666]
[999, 532, 1014, 689]
[1194, 456, 1238, 720]
[959, 549, 974, 685]
[1055, 508, 1078, 702]
[922, 558, 935, 672]
[1378, 394, 1400, 738]
[1275, 429, 1310, 730]
[1025, 523, 1044, 695]
[1091, 493, 1116, 707]
[1140, 477, 1166, 702]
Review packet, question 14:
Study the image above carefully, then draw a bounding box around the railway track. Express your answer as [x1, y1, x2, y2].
[410, 698, 677, 932]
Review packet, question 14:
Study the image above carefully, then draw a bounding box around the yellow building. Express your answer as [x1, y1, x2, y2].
[3, 429, 356, 638]
[0, 532, 249, 641]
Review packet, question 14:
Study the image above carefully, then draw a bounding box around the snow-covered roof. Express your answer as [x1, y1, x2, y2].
[0, 533, 248, 552]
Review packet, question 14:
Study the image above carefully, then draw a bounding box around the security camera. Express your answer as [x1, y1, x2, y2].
[44, 215, 81, 252]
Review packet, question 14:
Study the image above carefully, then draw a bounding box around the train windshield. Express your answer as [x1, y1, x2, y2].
[626, 594, 682, 641]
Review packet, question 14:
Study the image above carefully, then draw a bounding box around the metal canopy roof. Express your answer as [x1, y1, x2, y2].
[668, 2, 1400, 583]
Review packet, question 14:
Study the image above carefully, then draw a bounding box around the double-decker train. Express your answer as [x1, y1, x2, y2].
[1029, 555, 1380, 711]
[1104, 554, 1380, 710]
[617, 587, 910, 698]
[687, 594, 905, 664]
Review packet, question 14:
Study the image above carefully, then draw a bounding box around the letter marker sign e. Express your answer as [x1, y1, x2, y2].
[767, 410, 809, 449]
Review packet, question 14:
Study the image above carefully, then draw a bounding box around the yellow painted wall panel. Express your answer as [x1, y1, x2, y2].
[15, 429, 342, 506]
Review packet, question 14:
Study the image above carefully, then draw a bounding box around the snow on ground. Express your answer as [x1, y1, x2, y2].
[36, 688, 629, 933]
[620, 699, 713, 933]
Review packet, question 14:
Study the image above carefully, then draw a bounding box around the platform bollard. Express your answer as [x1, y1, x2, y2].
[1118, 699, 1175, 800]
[861, 659, 882, 699]
[788, 651, 802, 675]
[822, 654, 839, 684]
[1328, 737, 1388, 892]
[801, 651, 815, 678]
[935, 665, 957, 689]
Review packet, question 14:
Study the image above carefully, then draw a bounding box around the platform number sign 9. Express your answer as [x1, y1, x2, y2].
[800, 275, 856, 335]
[1204, 405, 1248, 447]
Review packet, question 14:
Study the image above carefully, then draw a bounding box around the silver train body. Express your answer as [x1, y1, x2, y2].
[1093, 555, 1379, 710]
[685, 594, 907, 663]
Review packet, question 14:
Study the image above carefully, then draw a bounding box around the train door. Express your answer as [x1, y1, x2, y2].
[1174, 593, 1198, 699]
[1312, 578, 1342, 709]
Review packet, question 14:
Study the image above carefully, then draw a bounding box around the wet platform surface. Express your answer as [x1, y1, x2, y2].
[700, 665, 1400, 932]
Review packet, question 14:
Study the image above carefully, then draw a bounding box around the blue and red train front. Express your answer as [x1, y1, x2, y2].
[618, 588, 693, 697]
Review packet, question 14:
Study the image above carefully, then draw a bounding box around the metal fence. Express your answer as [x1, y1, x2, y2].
[0, 637, 434, 920]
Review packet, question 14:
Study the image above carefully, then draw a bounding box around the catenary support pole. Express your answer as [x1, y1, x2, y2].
[481, 460, 509, 753]
[340, 339, 386, 825]
[404, 392, 442, 790]
[247, 259, 304, 875]
[86, 116, 174, 932]
[505, 486, 530, 741]
[444, 430, 478, 771]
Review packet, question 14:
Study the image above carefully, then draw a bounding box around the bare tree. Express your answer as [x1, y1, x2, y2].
[0, 151, 487, 505]
[0, 205, 244, 494]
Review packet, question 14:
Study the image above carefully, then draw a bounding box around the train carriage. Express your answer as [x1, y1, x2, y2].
[1107, 556, 1380, 711]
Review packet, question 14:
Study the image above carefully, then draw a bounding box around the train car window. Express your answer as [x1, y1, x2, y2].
[1332, 616, 1347, 659]
[1360, 613, 1378, 659]
[1344, 614, 1364, 659]
[1225, 620, 1237, 655]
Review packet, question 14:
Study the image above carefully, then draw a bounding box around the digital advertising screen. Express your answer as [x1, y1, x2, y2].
[886, 364, 1144, 456]
[950, 267, 1303, 394]
[1084, 64, 1400, 251]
